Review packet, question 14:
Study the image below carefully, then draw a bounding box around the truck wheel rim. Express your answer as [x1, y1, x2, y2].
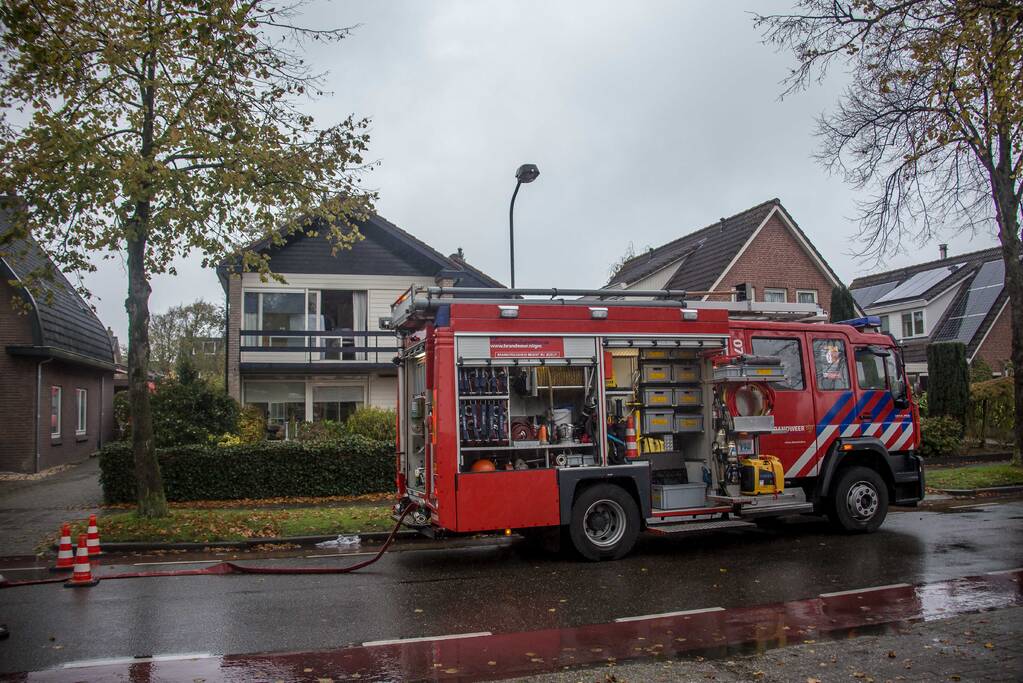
[846, 481, 878, 521]
[584, 499, 626, 548]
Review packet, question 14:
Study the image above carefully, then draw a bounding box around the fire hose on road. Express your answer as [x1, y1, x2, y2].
[0, 503, 419, 590]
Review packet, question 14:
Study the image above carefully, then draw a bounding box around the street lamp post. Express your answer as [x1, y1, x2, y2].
[509, 163, 539, 288]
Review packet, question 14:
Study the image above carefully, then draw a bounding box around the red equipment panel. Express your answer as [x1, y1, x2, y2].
[454, 470, 561, 532]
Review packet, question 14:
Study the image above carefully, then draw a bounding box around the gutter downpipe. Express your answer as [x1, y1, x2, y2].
[35, 357, 52, 474]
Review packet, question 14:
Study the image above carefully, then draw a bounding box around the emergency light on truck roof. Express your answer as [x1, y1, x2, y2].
[837, 316, 882, 329]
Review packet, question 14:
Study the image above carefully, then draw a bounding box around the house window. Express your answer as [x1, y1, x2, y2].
[242, 289, 368, 355]
[76, 389, 87, 435]
[763, 288, 787, 303]
[312, 385, 364, 422]
[50, 386, 61, 438]
[751, 337, 805, 390]
[813, 338, 850, 391]
[879, 315, 890, 334]
[244, 291, 306, 347]
[243, 381, 306, 439]
[901, 310, 925, 338]
[796, 290, 818, 304]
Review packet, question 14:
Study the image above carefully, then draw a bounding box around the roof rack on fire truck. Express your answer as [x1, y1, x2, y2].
[386, 285, 826, 330]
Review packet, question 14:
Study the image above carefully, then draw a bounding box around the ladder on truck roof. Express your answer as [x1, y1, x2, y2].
[386, 285, 825, 329]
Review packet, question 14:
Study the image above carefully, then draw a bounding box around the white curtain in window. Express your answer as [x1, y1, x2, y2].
[353, 291, 368, 359]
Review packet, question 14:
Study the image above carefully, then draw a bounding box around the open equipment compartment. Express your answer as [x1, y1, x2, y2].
[603, 337, 718, 512]
[455, 335, 601, 473]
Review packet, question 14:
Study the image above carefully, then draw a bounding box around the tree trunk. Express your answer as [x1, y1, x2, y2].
[989, 135, 1022, 467]
[126, 215, 168, 518]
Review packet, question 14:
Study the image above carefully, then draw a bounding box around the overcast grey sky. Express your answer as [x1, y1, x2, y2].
[82, 0, 999, 341]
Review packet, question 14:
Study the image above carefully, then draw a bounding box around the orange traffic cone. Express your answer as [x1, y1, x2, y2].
[86, 514, 101, 556]
[625, 414, 639, 458]
[64, 535, 99, 588]
[50, 524, 75, 572]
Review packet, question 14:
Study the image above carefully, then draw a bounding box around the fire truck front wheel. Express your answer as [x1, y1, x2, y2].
[828, 466, 889, 533]
[569, 484, 640, 561]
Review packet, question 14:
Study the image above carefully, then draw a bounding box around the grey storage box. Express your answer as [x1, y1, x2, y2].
[642, 388, 673, 407]
[674, 387, 702, 407]
[642, 409, 674, 434]
[652, 483, 707, 509]
[671, 361, 701, 383]
[641, 364, 672, 383]
[674, 413, 705, 432]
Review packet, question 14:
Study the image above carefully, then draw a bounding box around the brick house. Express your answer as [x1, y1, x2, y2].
[218, 213, 500, 438]
[607, 198, 851, 316]
[0, 217, 116, 472]
[850, 246, 1011, 386]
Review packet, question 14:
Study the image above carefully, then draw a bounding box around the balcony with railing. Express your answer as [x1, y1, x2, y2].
[238, 329, 400, 368]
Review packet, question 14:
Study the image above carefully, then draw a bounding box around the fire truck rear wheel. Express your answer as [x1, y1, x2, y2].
[829, 466, 888, 533]
[569, 484, 640, 561]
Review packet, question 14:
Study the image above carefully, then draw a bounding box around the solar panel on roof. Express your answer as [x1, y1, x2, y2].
[873, 264, 962, 303]
[933, 259, 1005, 345]
[851, 280, 900, 308]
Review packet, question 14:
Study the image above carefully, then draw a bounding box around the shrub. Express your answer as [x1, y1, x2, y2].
[969, 358, 994, 384]
[296, 419, 347, 444]
[237, 405, 266, 444]
[916, 391, 928, 417]
[927, 342, 969, 427]
[919, 415, 965, 457]
[345, 406, 397, 443]
[98, 436, 395, 503]
[968, 377, 1015, 445]
[150, 377, 239, 447]
[113, 391, 131, 438]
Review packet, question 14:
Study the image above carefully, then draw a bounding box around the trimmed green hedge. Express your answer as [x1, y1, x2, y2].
[99, 437, 395, 503]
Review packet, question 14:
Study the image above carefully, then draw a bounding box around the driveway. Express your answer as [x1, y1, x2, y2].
[0, 457, 103, 557]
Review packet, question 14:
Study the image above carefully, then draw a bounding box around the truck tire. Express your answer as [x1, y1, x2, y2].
[828, 466, 889, 533]
[568, 484, 640, 561]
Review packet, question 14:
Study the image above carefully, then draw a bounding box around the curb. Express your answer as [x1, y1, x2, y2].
[932, 484, 1023, 496]
[49, 529, 422, 553]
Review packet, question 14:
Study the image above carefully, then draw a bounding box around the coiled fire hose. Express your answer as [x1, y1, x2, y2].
[0, 502, 419, 590]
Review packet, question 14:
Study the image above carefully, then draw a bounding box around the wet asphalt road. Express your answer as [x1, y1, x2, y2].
[1, 501, 1022, 675]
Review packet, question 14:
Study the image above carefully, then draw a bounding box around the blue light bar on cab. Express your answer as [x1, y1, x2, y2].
[837, 316, 882, 329]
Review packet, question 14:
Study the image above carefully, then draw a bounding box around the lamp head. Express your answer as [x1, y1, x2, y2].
[514, 164, 540, 184]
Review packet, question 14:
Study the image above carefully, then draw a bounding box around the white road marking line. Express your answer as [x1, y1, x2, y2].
[614, 606, 725, 623]
[132, 560, 222, 566]
[820, 583, 912, 598]
[0, 566, 54, 572]
[949, 503, 987, 509]
[363, 631, 491, 647]
[62, 653, 214, 669]
[304, 552, 376, 559]
[985, 567, 1023, 576]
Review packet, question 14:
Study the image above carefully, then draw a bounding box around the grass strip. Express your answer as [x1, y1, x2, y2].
[67, 505, 394, 544]
[927, 463, 1023, 490]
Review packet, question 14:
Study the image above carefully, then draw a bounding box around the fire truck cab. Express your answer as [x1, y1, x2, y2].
[388, 286, 924, 561]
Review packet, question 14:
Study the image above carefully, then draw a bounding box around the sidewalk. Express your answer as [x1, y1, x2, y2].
[0, 457, 103, 556]
[509, 607, 1023, 682]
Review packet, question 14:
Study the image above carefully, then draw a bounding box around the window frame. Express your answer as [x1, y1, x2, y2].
[75, 388, 87, 436]
[750, 336, 806, 391]
[812, 338, 852, 391]
[900, 309, 926, 338]
[879, 315, 890, 334]
[50, 386, 62, 438]
[854, 346, 889, 391]
[763, 288, 788, 303]
[796, 289, 818, 304]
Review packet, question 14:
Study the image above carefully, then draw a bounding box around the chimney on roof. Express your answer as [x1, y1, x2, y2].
[719, 218, 726, 232]
[939, 243, 948, 260]
[449, 247, 464, 261]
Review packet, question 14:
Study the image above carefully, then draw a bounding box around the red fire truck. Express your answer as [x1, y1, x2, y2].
[387, 286, 924, 561]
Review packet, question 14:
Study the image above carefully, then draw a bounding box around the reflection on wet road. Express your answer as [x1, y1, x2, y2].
[0, 501, 1021, 678]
